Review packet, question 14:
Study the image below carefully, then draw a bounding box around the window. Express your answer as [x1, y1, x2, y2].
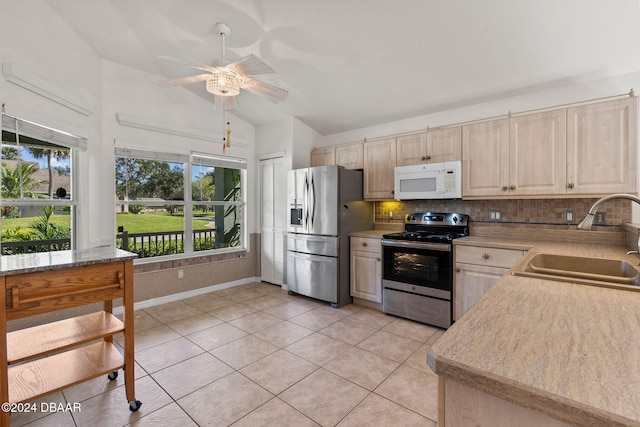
[1, 113, 83, 255]
[115, 148, 246, 260]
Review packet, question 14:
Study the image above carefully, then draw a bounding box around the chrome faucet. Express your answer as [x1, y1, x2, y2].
[577, 193, 640, 255]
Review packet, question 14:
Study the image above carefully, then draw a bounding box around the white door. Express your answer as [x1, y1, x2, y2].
[260, 157, 286, 285]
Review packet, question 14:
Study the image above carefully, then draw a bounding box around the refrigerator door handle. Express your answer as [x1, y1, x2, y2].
[310, 173, 316, 229]
[304, 171, 310, 230]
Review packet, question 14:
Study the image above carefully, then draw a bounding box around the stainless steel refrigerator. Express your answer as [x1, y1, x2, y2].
[286, 165, 373, 307]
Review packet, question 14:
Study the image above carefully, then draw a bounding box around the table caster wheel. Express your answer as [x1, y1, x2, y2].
[129, 399, 142, 412]
[107, 371, 118, 381]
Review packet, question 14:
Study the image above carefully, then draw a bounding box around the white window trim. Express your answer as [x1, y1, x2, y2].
[114, 146, 248, 262]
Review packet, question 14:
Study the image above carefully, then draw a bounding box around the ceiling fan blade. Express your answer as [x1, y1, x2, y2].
[158, 55, 219, 73]
[241, 77, 288, 103]
[156, 74, 210, 87]
[228, 54, 275, 76]
[214, 95, 238, 110]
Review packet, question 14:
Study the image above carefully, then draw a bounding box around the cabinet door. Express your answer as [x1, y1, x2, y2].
[510, 110, 567, 196]
[336, 142, 364, 169]
[454, 263, 508, 320]
[311, 147, 336, 167]
[364, 137, 397, 200]
[350, 249, 382, 303]
[260, 158, 286, 285]
[462, 119, 510, 197]
[428, 127, 462, 163]
[396, 132, 427, 166]
[566, 97, 638, 195]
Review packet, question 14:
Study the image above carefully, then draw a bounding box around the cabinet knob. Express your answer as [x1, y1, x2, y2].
[376, 258, 381, 262]
[509, 185, 516, 190]
[426, 155, 432, 160]
[566, 182, 575, 189]
[501, 186, 508, 192]
[421, 156, 427, 161]
[455, 268, 461, 273]
[482, 253, 490, 260]
[362, 242, 367, 247]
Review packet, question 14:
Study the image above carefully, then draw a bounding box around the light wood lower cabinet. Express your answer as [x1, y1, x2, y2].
[454, 245, 526, 320]
[350, 236, 382, 303]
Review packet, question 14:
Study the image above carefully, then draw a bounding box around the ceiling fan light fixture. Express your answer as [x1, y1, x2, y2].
[206, 72, 240, 96]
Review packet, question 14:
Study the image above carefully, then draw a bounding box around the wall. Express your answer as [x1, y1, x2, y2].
[0, 2, 261, 309]
[376, 199, 631, 233]
[317, 70, 640, 235]
[318, 70, 640, 148]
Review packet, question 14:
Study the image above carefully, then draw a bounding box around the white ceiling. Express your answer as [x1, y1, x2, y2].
[45, 0, 640, 135]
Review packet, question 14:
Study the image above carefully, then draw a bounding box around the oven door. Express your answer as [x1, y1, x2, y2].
[382, 240, 452, 292]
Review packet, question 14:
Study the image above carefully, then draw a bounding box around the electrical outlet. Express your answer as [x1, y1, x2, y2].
[177, 269, 184, 279]
[594, 212, 607, 225]
[489, 210, 502, 221]
[564, 210, 574, 223]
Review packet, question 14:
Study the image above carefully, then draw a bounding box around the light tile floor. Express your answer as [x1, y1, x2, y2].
[10, 282, 444, 427]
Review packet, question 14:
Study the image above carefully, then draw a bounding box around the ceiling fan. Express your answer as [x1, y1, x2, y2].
[156, 22, 288, 110]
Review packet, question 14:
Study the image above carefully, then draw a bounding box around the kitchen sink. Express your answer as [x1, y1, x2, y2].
[512, 253, 640, 288]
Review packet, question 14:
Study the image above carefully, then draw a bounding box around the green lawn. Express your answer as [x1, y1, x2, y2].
[2, 211, 213, 235]
[116, 212, 212, 233]
[1, 215, 70, 234]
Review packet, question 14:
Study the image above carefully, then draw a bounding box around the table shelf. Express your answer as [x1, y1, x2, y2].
[7, 311, 124, 364]
[8, 341, 123, 403]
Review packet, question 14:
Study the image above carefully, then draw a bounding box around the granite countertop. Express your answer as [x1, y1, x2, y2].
[428, 241, 640, 426]
[0, 247, 137, 276]
[349, 229, 389, 238]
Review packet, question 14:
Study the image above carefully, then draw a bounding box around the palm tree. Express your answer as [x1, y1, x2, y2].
[1, 161, 47, 219]
[25, 146, 70, 197]
[1, 161, 46, 198]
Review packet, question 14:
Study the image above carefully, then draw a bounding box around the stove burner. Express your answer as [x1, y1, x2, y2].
[382, 212, 470, 243]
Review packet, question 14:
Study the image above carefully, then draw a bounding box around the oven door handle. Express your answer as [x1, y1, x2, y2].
[381, 239, 451, 252]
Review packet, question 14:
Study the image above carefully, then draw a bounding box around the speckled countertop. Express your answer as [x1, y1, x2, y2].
[428, 237, 640, 427]
[0, 247, 137, 276]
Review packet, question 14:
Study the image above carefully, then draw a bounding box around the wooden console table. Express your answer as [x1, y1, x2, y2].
[0, 248, 139, 425]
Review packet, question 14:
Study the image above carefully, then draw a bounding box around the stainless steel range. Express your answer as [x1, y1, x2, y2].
[381, 212, 469, 328]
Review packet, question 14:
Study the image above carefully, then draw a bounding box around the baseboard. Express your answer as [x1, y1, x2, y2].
[113, 276, 261, 315]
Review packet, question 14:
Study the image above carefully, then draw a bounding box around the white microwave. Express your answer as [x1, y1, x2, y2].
[394, 161, 462, 200]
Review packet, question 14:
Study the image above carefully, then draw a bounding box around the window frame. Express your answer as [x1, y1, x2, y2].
[114, 147, 247, 263]
[1, 113, 82, 253]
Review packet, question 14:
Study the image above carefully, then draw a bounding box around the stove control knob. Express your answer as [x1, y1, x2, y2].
[409, 215, 416, 221]
[452, 216, 458, 223]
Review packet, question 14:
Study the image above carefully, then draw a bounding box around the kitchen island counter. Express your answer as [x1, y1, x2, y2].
[428, 241, 640, 426]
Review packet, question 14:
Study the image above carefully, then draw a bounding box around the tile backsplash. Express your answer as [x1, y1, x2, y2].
[375, 198, 632, 231]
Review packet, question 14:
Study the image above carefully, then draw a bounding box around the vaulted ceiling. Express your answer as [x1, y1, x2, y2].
[45, 0, 640, 135]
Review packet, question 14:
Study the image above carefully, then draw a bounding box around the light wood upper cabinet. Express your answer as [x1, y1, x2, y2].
[462, 119, 510, 197]
[566, 97, 638, 195]
[335, 142, 364, 170]
[463, 110, 570, 198]
[396, 132, 427, 166]
[310, 146, 335, 167]
[427, 127, 462, 163]
[510, 109, 567, 196]
[396, 128, 461, 166]
[364, 137, 396, 200]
